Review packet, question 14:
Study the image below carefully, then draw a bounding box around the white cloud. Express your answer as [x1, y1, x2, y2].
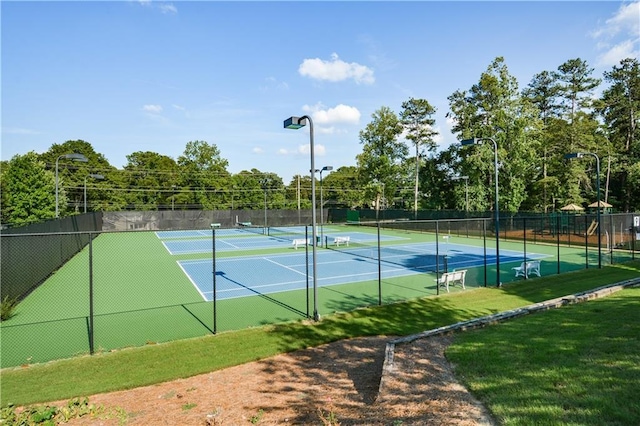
[298, 53, 374, 85]
[159, 3, 177, 14]
[598, 39, 638, 67]
[253, 147, 265, 154]
[303, 103, 361, 125]
[2, 127, 40, 135]
[137, 0, 177, 14]
[298, 143, 326, 156]
[260, 76, 289, 92]
[597, 1, 640, 38]
[302, 102, 361, 129]
[172, 104, 185, 111]
[278, 144, 326, 157]
[142, 104, 163, 113]
[592, 1, 640, 67]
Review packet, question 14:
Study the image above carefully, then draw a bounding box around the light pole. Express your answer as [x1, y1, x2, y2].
[84, 173, 104, 213]
[56, 153, 88, 218]
[452, 175, 469, 213]
[320, 166, 333, 245]
[565, 152, 602, 268]
[284, 115, 319, 321]
[171, 185, 177, 211]
[260, 178, 270, 233]
[461, 137, 500, 286]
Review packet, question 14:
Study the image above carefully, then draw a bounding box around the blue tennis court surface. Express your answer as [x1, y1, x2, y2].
[178, 243, 547, 301]
[160, 230, 407, 254]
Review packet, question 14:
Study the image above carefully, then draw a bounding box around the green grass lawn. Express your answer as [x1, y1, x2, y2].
[447, 287, 640, 425]
[1, 260, 638, 411]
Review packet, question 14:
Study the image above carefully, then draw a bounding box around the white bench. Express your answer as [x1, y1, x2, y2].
[435, 270, 467, 293]
[292, 238, 310, 249]
[333, 236, 350, 246]
[512, 260, 541, 278]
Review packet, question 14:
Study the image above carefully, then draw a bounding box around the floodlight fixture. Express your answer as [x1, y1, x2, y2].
[460, 138, 482, 146]
[283, 116, 307, 130]
[564, 152, 585, 159]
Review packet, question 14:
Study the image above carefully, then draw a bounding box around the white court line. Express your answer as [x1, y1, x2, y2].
[177, 261, 208, 301]
[216, 239, 241, 249]
[263, 257, 309, 277]
[161, 240, 172, 254]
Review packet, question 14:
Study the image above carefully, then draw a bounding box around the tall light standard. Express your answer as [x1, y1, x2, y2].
[565, 152, 602, 268]
[84, 173, 104, 213]
[320, 166, 333, 244]
[284, 115, 319, 320]
[461, 137, 500, 286]
[452, 175, 469, 213]
[260, 178, 270, 233]
[56, 153, 88, 218]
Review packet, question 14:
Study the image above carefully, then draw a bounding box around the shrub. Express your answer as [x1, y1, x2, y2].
[0, 295, 18, 321]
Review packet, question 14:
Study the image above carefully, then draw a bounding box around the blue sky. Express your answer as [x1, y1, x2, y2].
[2, 1, 639, 183]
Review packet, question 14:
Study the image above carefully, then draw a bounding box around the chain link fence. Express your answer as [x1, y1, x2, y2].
[1, 212, 637, 369]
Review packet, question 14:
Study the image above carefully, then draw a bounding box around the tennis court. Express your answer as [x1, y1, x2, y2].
[179, 241, 548, 301]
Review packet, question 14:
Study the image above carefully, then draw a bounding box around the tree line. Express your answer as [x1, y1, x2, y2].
[1, 56, 638, 226]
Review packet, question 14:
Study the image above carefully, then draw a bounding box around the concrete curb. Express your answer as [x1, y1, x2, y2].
[376, 278, 640, 401]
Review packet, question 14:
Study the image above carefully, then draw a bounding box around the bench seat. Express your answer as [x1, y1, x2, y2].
[292, 238, 310, 249]
[513, 260, 541, 278]
[333, 236, 350, 246]
[435, 270, 467, 293]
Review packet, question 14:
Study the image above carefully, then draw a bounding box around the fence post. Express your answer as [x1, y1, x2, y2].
[523, 218, 528, 278]
[305, 225, 310, 318]
[483, 219, 487, 287]
[585, 215, 589, 269]
[435, 221, 440, 296]
[556, 213, 561, 275]
[212, 227, 217, 334]
[89, 232, 94, 355]
[377, 222, 382, 305]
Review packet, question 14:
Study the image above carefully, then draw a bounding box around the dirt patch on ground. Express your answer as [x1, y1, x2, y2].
[55, 335, 494, 425]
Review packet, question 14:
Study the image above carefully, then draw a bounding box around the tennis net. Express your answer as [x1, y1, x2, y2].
[324, 235, 446, 273]
[238, 222, 265, 235]
[267, 226, 309, 242]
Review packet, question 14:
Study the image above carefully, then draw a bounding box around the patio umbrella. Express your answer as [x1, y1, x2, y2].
[588, 201, 613, 208]
[560, 203, 584, 211]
